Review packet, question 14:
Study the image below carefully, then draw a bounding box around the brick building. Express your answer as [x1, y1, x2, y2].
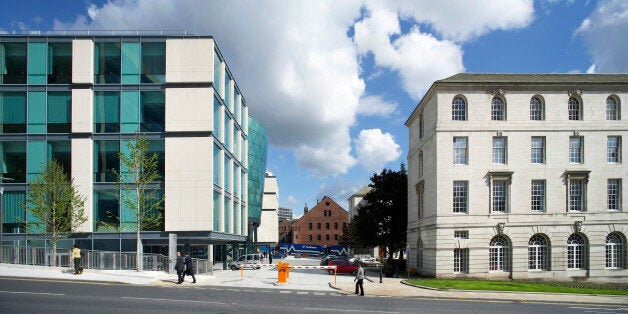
[293, 196, 348, 246]
[278, 219, 293, 244]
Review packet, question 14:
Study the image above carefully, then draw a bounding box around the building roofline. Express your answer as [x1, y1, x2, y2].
[405, 73, 628, 126]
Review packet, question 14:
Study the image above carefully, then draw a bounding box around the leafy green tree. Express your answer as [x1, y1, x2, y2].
[114, 134, 164, 272]
[24, 159, 87, 267]
[349, 164, 407, 264]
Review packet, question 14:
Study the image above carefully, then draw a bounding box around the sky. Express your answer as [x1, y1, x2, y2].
[1, 0, 627, 218]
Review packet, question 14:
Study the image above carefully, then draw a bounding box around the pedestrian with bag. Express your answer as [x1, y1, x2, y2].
[354, 261, 365, 296]
[184, 252, 196, 283]
[72, 244, 83, 274]
[175, 251, 185, 284]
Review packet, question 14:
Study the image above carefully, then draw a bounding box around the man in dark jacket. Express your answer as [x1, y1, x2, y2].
[184, 252, 196, 283]
[175, 251, 185, 284]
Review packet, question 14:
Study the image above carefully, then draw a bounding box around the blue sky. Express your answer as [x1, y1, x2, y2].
[1, 0, 626, 217]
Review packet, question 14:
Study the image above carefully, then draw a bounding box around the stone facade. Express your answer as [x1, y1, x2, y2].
[406, 74, 627, 282]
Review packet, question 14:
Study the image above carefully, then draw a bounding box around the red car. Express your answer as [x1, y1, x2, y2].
[327, 259, 358, 275]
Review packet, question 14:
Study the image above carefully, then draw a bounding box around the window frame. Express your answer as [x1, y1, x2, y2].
[567, 233, 587, 270]
[528, 234, 549, 271]
[607, 179, 622, 212]
[530, 96, 544, 121]
[530, 136, 545, 164]
[489, 235, 511, 272]
[491, 96, 506, 121]
[531, 180, 546, 212]
[453, 137, 468, 165]
[453, 248, 468, 273]
[568, 97, 582, 121]
[606, 95, 620, 121]
[607, 136, 622, 163]
[492, 136, 507, 164]
[569, 136, 583, 164]
[452, 181, 468, 213]
[451, 96, 467, 121]
[605, 233, 625, 269]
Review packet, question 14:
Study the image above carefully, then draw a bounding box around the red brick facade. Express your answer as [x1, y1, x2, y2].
[292, 196, 348, 246]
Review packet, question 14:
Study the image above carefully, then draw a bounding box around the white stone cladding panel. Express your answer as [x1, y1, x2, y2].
[165, 88, 213, 132]
[71, 138, 93, 232]
[71, 89, 93, 133]
[72, 40, 93, 84]
[164, 137, 213, 231]
[166, 39, 214, 83]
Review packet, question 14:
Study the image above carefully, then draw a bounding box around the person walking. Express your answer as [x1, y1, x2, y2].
[175, 251, 185, 284]
[71, 244, 83, 274]
[354, 261, 365, 296]
[184, 252, 196, 283]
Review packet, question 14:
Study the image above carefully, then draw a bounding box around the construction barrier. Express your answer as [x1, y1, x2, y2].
[236, 262, 339, 285]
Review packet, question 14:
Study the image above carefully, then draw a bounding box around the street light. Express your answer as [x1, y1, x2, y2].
[0, 176, 15, 263]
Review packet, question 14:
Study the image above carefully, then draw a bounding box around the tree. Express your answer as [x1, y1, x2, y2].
[114, 133, 164, 272]
[24, 159, 87, 267]
[349, 164, 407, 264]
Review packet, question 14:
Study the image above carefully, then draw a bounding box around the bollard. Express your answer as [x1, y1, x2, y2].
[379, 266, 383, 283]
[286, 263, 290, 279]
[334, 268, 337, 286]
[277, 262, 287, 284]
[240, 264, 243, 277]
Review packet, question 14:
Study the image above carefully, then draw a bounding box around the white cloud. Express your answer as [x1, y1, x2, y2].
[353, 4, 464, 100]
[284, 196, 297, 205]
[575, 0, 628, 72]
[316, 179, 364, 210]
[358, 95, 397, 117]
[56, 0, 365, 177]
[354, 129, 401, 171]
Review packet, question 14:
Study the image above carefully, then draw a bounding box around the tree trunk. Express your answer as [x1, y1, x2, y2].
[136, 227, 141, 272]
[51, 241, 57, 267]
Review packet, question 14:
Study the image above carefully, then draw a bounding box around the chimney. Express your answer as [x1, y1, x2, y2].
[304, 203, 308, 215]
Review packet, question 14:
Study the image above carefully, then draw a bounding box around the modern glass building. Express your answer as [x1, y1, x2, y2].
[0, 33, 260, 267]
[247, 117, 268, 225]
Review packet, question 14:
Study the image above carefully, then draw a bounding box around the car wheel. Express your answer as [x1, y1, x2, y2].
[256, 266, 261, 269]
[351, 270, 357, 276]
[328, 269, 334, 275]
[230, 265, 238, 270]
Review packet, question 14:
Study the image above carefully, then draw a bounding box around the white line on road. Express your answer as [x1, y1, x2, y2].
[279, 290, 292, 294]
[0, 290, 65, 296]
[571, 307, 628, 312]
[303, 307, 400, 313]
[121, 296, 226, 305]
[297, 291, 308, 295]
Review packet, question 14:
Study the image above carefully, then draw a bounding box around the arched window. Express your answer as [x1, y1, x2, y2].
[489, 235, 510, 271]
[568, 97, 581, 121]
[452, 96, 467, 121]
[528, 234, 549, 270]
[606, 96, 620, 120]
[491, 97, 505, 121]
[530, 96, 544, 120]
[567, 233, 586, 269]
[606, 233, 625, 269]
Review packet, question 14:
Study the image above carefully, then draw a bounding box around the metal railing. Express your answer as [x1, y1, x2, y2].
[0, 245, 212, 275]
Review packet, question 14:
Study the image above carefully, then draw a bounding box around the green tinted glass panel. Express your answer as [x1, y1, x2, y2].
[47, 42, 72, 84]
[27, 43, 47, 84]
[27, 92, 46, 133]
[224, 198, 231, 233]
[213, 51, 221, 88]
[0, 141, 26, 183]
[3, 191, 25, 224]
[0, 92, 26, 133]
[27, 140, 46, 181]
[121, 91, 139, 133]
[94, 91, 120, 133]
[121, 43, 140, 84]
[213, 144, 221, 187]
[148, 140, 165, 179]
[141, 42, 165, 83]
[93, 190, 119, 231]
[213, 190, 221, 231]
[213, 97, 221, 138]
[120, 189, 137, 231]
[140, 91, 164, 132]
[224, 156, 230, 193]
[47, 92, 71, 133]
[48, 140, 71, 176]
[93, 140, 119, 182]
[1, 43, 27, 84]
[94, 42, 121, 84]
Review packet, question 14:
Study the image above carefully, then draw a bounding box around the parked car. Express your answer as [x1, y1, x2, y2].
[320, 255, 346, 266]
[228, 253, 262, 270]
[360, 257, 380, 267]
[327, 259, 358, 275]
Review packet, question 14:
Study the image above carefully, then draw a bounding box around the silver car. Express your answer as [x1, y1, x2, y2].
[229, 253, 262, 270]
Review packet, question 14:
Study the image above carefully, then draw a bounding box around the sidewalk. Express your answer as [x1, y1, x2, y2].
[1, 262, 626, 306]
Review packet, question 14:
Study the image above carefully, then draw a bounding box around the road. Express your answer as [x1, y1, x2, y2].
[0, 277, 626, 314]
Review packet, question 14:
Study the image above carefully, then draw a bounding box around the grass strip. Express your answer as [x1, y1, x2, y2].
[406, 279, 628, 295]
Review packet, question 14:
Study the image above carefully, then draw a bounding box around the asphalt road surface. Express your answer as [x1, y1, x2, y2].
[0, 277, 625, 314]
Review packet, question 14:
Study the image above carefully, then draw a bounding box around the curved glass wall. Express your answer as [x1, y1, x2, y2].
[247, 118, 267, 224]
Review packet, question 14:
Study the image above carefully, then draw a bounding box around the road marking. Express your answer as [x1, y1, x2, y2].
[279, 290, 292, 294]
[571, 307, 628, 312]
[0, 290, 65, 296]
[297, 291, 308, 295]
[122, 296, 226, 305]
[303, 308, 400, 313]
[313, 292, 325, 296]
[0, 277, 118, 286]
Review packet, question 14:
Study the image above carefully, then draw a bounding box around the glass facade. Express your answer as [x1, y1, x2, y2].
[1, 36, 254, 253]
[247, 118, 268, 224]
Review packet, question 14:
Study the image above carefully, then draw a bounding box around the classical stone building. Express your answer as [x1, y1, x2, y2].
[406, 74, 627, 281]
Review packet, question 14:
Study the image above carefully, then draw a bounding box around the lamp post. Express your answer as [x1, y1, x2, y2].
[0, 176, 14, 264]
